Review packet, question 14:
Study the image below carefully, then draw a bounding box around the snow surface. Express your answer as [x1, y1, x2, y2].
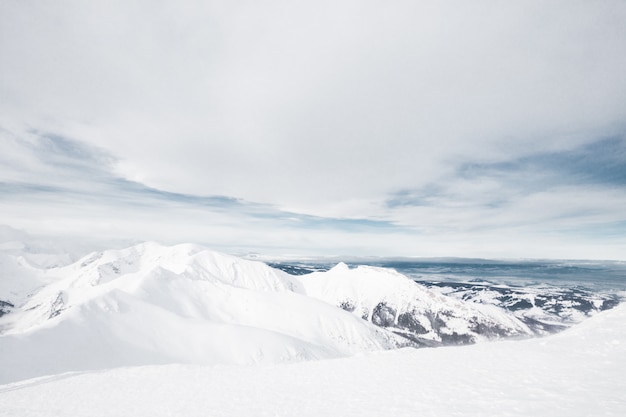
[1, 242, 624, 416]
[1, 303, 624, 417]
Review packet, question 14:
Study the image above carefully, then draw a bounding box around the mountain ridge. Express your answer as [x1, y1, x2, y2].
[0, 242, 559, 383]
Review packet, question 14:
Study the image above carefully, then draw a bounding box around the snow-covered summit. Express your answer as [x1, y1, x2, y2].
[1, 242, 302, 332]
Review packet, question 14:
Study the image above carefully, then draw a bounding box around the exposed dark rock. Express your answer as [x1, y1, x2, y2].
[397, 312, 428, 334]
[339, 300, 355, 312]
[267, 263, 318, 275]
[0, 300, 14, 317]
[469, 319, 510, 338]
[371, 302, 396, 327]
[440, 332, 474, 345]
[48, 293, 65, 319]
[390, 330, 438, 348]
[428, 310, 451, 333]
[601, 299, 619, 310]
[496, 295, 534, 311]
[520, 316, 568, 334]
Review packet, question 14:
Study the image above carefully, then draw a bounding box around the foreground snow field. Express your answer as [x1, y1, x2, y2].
[1, 303, 624, 417]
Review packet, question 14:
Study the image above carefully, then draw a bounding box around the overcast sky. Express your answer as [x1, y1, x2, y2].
[1, 0, 626, 259]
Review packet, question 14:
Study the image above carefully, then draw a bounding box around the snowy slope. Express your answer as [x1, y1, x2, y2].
[0, 253, 47, 312]
[300, 263, 532, 345]
[1, 302, 624, 417]
[0, 243, 404, 384]
[0, 226, 119, 317]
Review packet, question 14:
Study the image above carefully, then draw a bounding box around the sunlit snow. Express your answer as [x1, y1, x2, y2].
[0, 242, 624, 416]
[1, 304, 624, 417]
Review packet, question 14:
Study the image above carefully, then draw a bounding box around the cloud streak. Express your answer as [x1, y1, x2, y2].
[0, 129, 407, 255]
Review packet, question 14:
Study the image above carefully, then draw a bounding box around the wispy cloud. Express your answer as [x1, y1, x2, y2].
[380, 137, 626, 256]
[0, 129, 405, 255]
[457, 137, 626, 189]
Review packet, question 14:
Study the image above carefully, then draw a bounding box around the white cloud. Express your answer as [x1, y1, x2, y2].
[1, 1, 625, 259]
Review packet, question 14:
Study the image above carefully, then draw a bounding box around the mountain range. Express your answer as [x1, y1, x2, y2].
[1, 242, 538, 384]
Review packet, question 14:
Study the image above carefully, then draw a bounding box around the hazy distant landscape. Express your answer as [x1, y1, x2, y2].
[2, 0, 626, 415]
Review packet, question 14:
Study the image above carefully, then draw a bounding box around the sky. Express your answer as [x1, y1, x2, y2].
[1, 0, 626, 260]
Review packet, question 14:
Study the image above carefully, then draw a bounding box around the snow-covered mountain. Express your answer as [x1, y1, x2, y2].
[269, 259, 624, 334]
[0, 243, 405, 383]
[300, 263, 532, 346]
[421, 279, 621, 334]
[0, 242, 549, 383]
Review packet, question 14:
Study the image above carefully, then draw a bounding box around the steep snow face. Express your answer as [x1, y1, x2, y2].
[0, 243, 403, 384]
[299, 263, 533, 345]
